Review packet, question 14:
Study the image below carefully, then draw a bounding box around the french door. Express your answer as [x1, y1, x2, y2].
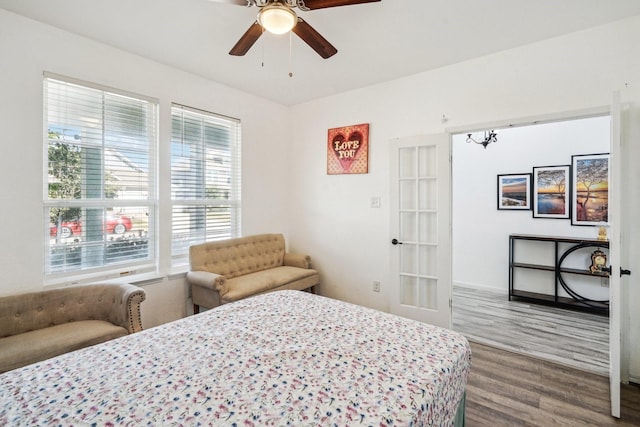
[609, 92, 623, 418]
[389, 134, 451, 328]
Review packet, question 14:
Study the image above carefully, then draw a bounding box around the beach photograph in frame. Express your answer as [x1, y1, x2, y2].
[571, 153, 609, 226]
[497, 173, 531, 210]
[533, 165, 571, 219]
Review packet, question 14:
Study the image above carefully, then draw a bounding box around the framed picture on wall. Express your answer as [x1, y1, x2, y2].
[327, 123, 369, 175]
[571, 153, 610, 226]
[532, 165, 571, 219]
[497, 173, 531, 210]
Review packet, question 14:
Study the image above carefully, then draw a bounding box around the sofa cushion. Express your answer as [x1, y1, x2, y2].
[221, 266, 318, 302]
[0, 320, 128, 373]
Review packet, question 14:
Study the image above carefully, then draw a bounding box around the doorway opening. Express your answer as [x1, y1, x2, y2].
[451, 115, 611, 376]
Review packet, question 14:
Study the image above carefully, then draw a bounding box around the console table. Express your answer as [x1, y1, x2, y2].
[508, 234, 609, 314]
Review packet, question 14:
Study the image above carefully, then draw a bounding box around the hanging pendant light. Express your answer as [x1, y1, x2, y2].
[466, 130, 498, 149]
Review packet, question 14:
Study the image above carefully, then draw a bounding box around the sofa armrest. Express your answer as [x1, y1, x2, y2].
[111, 283, 146, 334]
[187, 271, 227, 293]
[283, 253, 311, 269]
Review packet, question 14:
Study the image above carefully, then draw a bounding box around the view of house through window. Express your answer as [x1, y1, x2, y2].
[43, 78, 240, 278]
[170, 104, 241, 267]
[44, 76, 157, 277]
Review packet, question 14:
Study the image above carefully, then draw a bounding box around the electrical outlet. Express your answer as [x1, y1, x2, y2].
[373, 281, 380, 292]
[370, 197, 381, 208]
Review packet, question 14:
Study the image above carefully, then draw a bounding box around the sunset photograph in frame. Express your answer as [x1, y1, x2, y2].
[497, 173, 531, 210]
[533, 165, 571, 219]
[571, 153, 609, 226]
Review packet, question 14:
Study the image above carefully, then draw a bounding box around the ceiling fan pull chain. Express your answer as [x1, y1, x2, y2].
[288, 31, 293, 77]
[261, 26, 265, 67]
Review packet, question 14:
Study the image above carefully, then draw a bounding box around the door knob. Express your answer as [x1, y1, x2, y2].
[391, 238, 403, 245]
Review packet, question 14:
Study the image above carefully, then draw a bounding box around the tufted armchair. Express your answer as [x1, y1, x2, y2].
[187, 234, 319, 313]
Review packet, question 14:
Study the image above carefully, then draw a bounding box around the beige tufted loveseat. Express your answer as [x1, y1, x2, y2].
[187, 234, 320, 313]
[0, 283, 145, 373]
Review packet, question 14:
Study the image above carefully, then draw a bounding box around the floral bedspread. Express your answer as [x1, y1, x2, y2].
[0, 291, 471, 426]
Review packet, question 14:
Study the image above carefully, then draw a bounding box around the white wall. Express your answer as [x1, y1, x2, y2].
[288, 16, 640, 378]
[0, 10, 291, 323]
[452, 116, 610, 297]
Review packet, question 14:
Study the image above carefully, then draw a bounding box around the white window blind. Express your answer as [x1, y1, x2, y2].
[171, 104, 242, 267]
[44, 76, 157, 278]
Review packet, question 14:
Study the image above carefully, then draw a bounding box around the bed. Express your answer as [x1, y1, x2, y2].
[0, 290, 471, 426]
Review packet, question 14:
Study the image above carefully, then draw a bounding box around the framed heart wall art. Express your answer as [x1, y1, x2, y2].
[327, 123, 369, 175]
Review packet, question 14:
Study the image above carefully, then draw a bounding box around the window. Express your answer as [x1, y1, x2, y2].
[171, 104, 241, 267]
[44, 75, 157, 279]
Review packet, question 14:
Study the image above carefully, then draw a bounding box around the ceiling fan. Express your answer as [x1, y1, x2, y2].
[210, 0, 381, 59]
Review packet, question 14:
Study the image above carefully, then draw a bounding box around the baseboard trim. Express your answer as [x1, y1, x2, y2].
[453, 281, 506, 295]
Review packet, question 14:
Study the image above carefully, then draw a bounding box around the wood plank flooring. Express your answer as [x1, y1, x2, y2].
[466, 342, 640, 426]
[453, 285, 609, 375]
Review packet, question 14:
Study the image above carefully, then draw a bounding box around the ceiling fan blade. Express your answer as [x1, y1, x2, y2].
[229, 22, 263, 56]
[298, 0, 380, 10]
[292, 18, 337, 59]
[208, 0, 252, 5]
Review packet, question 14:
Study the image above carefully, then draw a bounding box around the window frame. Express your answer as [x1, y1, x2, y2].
[170, 103, 242, 268]
[43, 73, 159, 284]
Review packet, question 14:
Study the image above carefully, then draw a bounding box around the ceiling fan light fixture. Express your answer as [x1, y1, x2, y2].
[258, 4, 297, 35]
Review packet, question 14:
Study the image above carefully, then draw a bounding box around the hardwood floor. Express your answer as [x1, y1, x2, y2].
[466, 342, 640, 426]
[453, 286, 640, 425]
[452, 285, 609, 375]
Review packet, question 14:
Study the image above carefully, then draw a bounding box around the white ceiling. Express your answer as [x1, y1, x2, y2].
[2, 0, 640, 106]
